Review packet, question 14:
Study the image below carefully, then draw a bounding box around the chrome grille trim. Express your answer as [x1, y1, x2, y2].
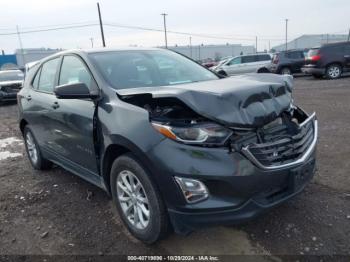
[241, 113, 317, 170]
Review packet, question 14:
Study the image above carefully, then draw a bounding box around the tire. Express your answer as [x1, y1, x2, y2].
[312, 74, 323, 79]
[110, 153, 169, 244]
[217, 70, 227, 76]
[326, 64, 342, 79]
[280, 67, 292, 75]
[23, 126, 52, 170]
[257, 67, 270, 73]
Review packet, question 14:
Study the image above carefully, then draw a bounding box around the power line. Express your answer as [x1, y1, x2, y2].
[0, 23, 99, 36]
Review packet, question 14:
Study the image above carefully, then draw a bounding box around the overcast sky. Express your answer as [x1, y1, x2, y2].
[0, 0, 349, 53]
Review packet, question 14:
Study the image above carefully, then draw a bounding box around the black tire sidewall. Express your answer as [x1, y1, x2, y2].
[281, 67, 291, 75]
[23, 126, 45, 170]
[110, 153, 167, 244]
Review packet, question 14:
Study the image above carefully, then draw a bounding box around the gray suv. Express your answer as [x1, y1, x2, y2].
[18, 48, 317, 243]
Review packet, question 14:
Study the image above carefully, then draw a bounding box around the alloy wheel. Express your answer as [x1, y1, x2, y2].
[116, 170, 150, 230]
[327, 65, 341, 79]
[26, 132, 38, 164]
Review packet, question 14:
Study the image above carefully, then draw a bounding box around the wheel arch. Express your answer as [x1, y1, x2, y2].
[101, 135, 159, 195]
[19, 119, 28, 134]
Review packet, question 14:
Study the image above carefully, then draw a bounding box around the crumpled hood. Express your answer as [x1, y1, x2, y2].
[117, 73, 294, 128]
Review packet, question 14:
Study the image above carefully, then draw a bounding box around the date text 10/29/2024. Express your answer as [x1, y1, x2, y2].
[127, 256, 219, 261]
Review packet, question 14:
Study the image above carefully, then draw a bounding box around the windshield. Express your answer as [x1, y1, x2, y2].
[0, 71, 24, 82]
[89, 50, 218, 89]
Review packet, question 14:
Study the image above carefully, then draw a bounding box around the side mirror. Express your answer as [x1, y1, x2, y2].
[54, 82, 99, 99]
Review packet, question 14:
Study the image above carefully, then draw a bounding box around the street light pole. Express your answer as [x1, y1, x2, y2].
[90, 37, 94, 48]
[189, 36, 192, 58]
[97, 2, 106, 47]
[161, 13, 168, 48]
[285, 19, 289, 51]
[16, 25, 25, 66]
[255, 36, 258, 53]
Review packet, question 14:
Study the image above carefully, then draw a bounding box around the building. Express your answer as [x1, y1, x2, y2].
[15, 48, 62, 67]
[0, 54, 17, 70]
[169, 44, 256, 61]
[272, 34, 349, 52]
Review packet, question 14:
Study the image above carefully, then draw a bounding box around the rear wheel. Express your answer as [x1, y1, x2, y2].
[280, 67, 292, 75]
[326, 64, 342, 79]
[257, 67, 270, 73]
[110, 153, 169, 244]
[24, 126, 52, 170]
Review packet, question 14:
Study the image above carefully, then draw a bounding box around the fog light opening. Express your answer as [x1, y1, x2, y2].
[175, 177, 209, 203]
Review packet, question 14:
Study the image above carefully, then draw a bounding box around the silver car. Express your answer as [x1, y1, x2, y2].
[213, 54, 272, 76]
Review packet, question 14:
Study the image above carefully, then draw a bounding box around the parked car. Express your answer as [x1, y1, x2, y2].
[209, 56, 232, 71]
[0, 69, 24, 103]
[302, 41, 350, 79]
[269, 49, 308, 75]
[18, 48, 317, 243]
[213, 53, 272, 76]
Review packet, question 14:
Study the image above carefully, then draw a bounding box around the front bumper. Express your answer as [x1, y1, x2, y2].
[146, 115, 317, 234]
[0, 90, 18, 102]
[168, 156, 316, 234]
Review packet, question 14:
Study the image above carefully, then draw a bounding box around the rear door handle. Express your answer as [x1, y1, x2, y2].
[26, 95, 32, 101]
[52, 101, 59, 109]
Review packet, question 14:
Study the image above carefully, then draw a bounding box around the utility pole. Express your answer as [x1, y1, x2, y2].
[285, 19, 288, 51]
[16, 25, 25, 66]
[97, 2, 106, 47]
[89, 37, 94, 48]
[268, 40, 271, 52]
[161, 13, 168, 48]
[348, 28, 350, 41]
[255, 36, 258, 53]
[189, 36, 192, 58]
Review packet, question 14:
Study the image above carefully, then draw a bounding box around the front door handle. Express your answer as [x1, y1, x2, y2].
[26, 95, 32, 101]
[52, 101, 59, 109]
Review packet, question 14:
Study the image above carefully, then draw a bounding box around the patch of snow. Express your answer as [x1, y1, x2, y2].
[0, 137, 22, 148]
[0, 137, 23, 161]
[0, 151, 22, 160]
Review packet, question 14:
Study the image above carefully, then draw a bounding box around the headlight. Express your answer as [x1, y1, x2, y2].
[151, 122, 232, 145]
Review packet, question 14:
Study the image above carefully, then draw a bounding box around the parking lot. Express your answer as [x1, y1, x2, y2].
[0, 75, 349, 259]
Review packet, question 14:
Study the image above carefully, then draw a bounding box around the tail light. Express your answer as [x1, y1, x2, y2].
[272, 55, 279, 64]
[310, 55, 321, 61]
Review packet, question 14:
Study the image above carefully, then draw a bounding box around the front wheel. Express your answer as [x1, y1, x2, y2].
[280, 67, 292, 75]
[217, 70, 227, 77]
[326, 64, 342, 79]
[110, 153, 169, 244]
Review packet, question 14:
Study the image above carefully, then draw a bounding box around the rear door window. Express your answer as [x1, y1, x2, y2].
[242, 55, 257, 63]
[32, 68, 41, 89]
[286, 51, 303, 59]
[37, 58, 60, 93]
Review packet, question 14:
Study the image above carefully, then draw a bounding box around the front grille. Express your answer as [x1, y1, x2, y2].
[1, 83, 22, 93]
[243, 115, 315, 168]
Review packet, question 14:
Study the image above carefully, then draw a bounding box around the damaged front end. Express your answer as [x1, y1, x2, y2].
[117, 74, 317, 169]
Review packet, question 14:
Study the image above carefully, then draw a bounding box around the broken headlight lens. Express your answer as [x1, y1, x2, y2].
[152, 122, 232, 145]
